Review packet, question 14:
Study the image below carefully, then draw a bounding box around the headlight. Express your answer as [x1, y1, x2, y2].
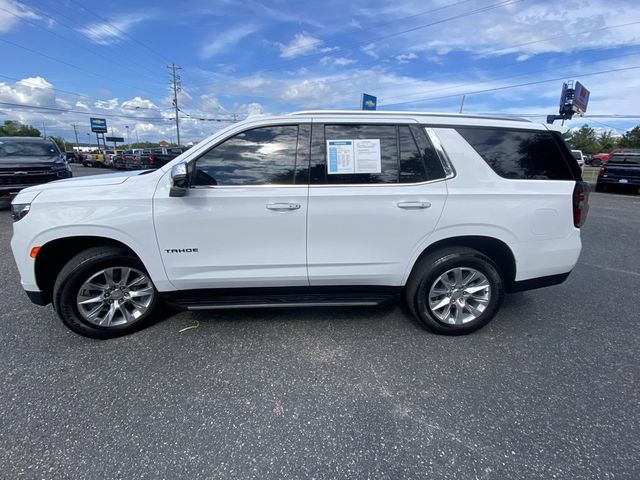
[11, 203, 31, 222]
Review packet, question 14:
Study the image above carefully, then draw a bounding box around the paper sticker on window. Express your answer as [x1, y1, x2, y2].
[354, 139, 381, 173]
[326, 139, 381, 174]
[327, 140, 354, 174]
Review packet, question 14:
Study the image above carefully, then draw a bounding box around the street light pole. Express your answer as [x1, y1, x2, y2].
[125, 125, 130, 149]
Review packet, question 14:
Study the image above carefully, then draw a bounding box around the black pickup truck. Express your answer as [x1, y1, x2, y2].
[595, 151, 640, 193]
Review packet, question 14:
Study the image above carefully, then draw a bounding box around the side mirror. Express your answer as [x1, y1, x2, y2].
[169, 162, 189, 197]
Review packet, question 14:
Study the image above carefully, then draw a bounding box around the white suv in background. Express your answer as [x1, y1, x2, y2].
[10, 111, 589, 339]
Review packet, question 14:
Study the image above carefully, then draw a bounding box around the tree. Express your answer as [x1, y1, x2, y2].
[50, 136, 69, 152]
[618, 126, 640, 149]
[597, 130, 618, 153]
[0, 120, 40, 137]
[565, 125, 599, 154]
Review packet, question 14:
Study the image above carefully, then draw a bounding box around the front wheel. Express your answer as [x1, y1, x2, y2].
[53, 247, 160, 339]
[406, 247, 504, 335]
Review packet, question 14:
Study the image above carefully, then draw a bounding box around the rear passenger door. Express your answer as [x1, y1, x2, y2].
[306, 120, 448, 286]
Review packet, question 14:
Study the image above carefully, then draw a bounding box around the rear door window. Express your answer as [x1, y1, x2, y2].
[456, 127, 575, 180]
[309, 123, 446, 185]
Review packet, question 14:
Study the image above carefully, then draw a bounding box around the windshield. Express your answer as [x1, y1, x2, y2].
[0, 140, 58, 157]
[571, 151, 582, 160]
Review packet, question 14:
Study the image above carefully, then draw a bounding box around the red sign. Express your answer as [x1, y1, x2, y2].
[573, 82, 590, 113]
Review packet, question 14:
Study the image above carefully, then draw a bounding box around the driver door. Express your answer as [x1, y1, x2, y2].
[153, 122, 310, 290]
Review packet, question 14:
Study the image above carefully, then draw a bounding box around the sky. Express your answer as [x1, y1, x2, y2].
[0, 0, 639, 145]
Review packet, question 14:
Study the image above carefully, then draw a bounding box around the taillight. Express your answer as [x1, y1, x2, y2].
[598, 166, 605, 176]
[573, 181, 589, 228]
[149, 154, 155, 164]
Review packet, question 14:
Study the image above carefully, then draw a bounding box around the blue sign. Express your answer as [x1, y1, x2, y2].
[361, 93, 377, 111]
[90, 117, 108, 133]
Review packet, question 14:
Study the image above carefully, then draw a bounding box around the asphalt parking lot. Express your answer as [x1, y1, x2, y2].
[0, 166, 638, 479]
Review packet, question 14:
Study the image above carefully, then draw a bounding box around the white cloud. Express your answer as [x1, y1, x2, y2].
[395, 53, 418, 64]
[236, 102, 264, 117]
[400, 0, 640, 58]
[361, 43, 379, 59]
[94, 99, 119, 110]
[201, 24, 261, 59]
[320, 56, 356, 67]
[78, 13, 153, 45]
[278, 32, 322, 59]
[0, 0, 40, 32]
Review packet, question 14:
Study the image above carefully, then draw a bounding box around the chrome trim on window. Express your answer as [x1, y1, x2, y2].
[424, 127, 456, 179]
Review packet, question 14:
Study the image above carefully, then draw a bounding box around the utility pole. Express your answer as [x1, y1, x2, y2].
[459, 95, 466, 113]
[168, 63, 182, 146]
[72, 124, 80, 150]
[42, 122, 47, 137]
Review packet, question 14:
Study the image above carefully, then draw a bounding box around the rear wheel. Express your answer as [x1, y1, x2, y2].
[53, 247, 160, 339]
[406, 247, 504, 335]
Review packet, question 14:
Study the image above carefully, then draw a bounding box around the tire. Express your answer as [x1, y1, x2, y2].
[595, 183, 605, 192]
[405, 247, 504, 335]
[53, 247, 160, 339]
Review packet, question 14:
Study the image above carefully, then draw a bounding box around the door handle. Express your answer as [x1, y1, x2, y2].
[266, 202, 301, 211]
[397, 201, 431, 209]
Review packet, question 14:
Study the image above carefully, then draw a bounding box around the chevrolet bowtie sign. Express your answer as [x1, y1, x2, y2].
[90, 117, 108, 133]
[361, 93, 377, 111]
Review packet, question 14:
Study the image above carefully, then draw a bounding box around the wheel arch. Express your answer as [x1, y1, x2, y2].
[404, 235, 517, 292]
[34, 236, 140, 305]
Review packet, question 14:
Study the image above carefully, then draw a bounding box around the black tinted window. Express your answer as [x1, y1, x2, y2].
[457, 127, 574, 180]
[399, 126, 425, 183]
[323, 124, 398, 184]
[411, 125, 446, 180]
[194, 125, 299, 186]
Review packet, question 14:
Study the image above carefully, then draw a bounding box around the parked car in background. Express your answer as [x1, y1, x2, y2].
[0, 136, 72, 207]
[596, 151, 640, 193]
[64, 151, 79, 163]
[82, 151, 106, 168]
[571, 149, 585, 168]
[124, 148, 145, 170]
[113, 151, 128, 169]
[139, 147, 187, 169]
[103, 150, 121, 168]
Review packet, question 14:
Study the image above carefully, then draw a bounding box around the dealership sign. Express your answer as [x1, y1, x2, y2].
[90, 117, 108, 133]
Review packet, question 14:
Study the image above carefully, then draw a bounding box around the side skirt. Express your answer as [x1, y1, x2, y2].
[160, 286, 402, 311]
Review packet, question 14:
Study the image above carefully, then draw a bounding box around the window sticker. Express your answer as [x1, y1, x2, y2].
[354, 139, 381, 173]
[326, 139, 381, 174]
[327, 140, 354, 174]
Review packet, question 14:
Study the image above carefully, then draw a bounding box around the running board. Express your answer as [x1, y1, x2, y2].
[161, 287, 401, 311]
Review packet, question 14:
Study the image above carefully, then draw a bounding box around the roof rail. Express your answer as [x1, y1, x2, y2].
[289, 110, 531, 122]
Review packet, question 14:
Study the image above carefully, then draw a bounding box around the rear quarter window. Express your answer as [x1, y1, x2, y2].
[456, 127, 575, 180]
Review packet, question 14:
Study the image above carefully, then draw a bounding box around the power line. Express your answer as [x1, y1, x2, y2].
[188, 0, 524, 88]
[66, 0, 173, 64]
[379, 65, 640, 107]
[271, 0, 476, 58]
[278, 22, 640, 103]
[378, 50, 640, 104]
[0, 101, 173, 121]
[18, 2, 166, 83]
[0, 74, 171, 114]
[0, 37, 160, 96]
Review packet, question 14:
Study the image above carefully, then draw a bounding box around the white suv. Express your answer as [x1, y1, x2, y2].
[10, 111, 589, 338]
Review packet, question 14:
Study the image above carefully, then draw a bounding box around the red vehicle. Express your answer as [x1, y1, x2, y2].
[591, 149, 639, 166]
